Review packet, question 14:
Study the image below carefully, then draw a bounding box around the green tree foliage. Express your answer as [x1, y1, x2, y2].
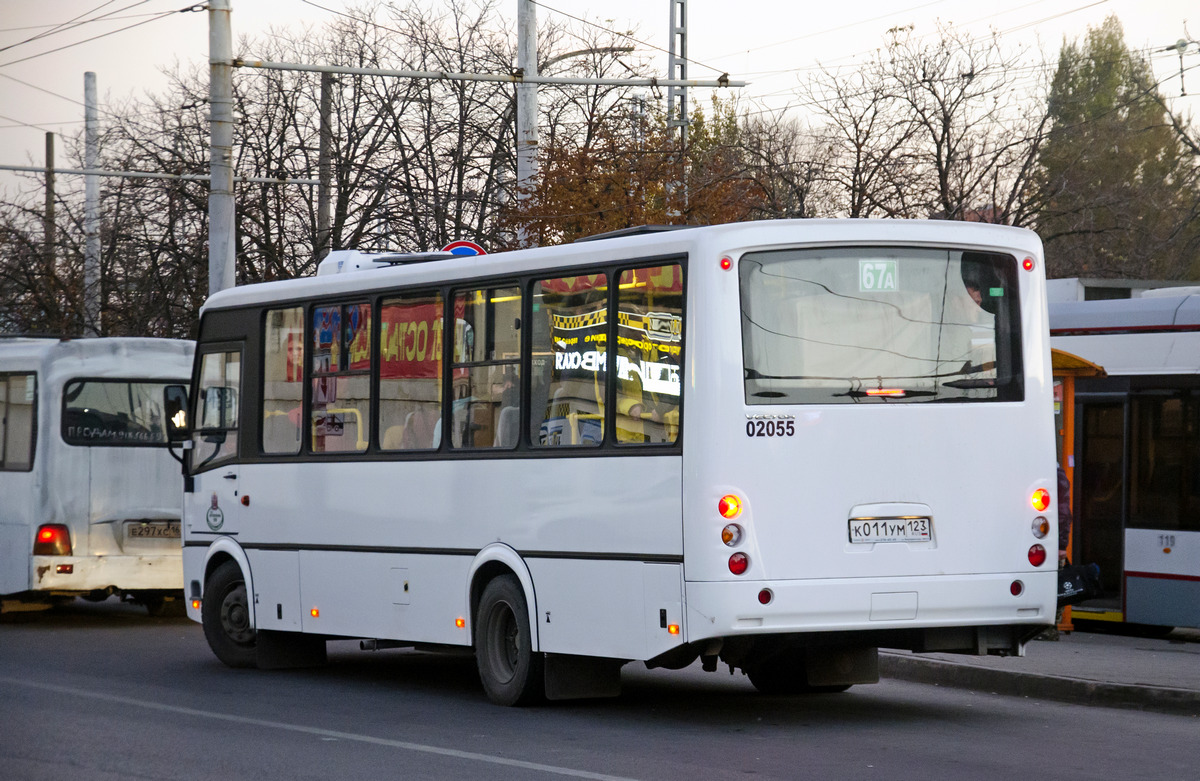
[1035, 15, 1200, 279]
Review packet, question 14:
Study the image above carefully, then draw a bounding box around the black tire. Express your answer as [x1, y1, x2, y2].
[747, 653, 850, 695]
[202, 561, 257, 668]
[474, 574, 544, 706]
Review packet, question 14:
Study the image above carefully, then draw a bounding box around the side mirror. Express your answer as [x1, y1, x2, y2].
[164, 385, 190, 443]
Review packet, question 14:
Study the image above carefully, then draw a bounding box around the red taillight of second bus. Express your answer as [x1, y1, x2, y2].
[33, 524, 72, 556]
[1028, 544, 1047, 567]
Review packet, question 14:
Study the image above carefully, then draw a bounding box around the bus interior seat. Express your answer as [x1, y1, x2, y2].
[494, 406, 518, 448]
[381, 423, 405, 450]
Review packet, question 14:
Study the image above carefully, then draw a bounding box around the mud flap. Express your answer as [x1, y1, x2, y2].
[256, 629, 328, 670]
[543, 653, 624, 700]
[806, 647, 879, 687]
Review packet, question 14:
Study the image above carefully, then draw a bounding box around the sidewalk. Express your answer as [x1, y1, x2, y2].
[879, 627, 1200, 716]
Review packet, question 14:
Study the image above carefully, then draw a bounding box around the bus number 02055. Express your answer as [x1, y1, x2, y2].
[746, 419, 795, 437]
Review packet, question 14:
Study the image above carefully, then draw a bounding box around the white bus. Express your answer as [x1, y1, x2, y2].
[0, 337, 194, 615]
[174, 220, 1058, 704]
[1050, 289, 1200, 632]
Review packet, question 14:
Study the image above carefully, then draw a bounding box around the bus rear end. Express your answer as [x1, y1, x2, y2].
[678, 222, 1056, 692]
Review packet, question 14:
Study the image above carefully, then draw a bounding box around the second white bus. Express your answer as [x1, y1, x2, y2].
[174, 219, 1058, 704]
[1, 336, 194, 615]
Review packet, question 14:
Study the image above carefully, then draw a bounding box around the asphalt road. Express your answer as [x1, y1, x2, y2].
[1, 600, 1195, 781]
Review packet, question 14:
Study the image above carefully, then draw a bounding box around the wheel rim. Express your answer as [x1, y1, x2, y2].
[483, 599, 520, 685]
[220, 583, 254, 645]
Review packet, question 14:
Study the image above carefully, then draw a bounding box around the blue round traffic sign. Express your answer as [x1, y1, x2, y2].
[442, 240, 486, 256]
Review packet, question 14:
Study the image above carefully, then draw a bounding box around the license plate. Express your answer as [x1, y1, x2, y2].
[848, 516, 931, 544]
[127, 522, 181, 539]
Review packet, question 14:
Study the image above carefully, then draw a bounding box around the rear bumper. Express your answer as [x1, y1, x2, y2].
[29, 553, 183, 594]
[684, 571, 1056, 642]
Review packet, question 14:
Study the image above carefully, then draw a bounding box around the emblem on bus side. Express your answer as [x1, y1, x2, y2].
[206, 493, 225, 531]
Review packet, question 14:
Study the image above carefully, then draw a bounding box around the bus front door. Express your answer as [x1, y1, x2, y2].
[187, 347, 243, 538]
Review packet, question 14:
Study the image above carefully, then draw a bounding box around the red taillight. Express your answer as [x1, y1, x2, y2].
[758, 589, 773, 605]
[720, 257, 733, 271]
[33, 524, 72, 556]
[1022, 257, 1036, 272]
[1028, 544, 1047, 567]
[1010, 580, 1024, 596]
[718, 495, 742, 519]
[1031, 488, 1051, 512]
[728, 552, 749, 575]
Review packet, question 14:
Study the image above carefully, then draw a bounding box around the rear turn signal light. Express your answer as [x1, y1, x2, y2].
[719, 495, 742, 519]
[667, 624, 680, 635]
[191, 599, 201, 610]
[1028, 544, 1047, 567]
[1031, 488, 1051, 512]
[33, 524, 72, 556]
[455, 617, 466, 629]
[1031, 516, 1050, 539]
[728, 552, 749, 575]
[721, 523, 743, 546]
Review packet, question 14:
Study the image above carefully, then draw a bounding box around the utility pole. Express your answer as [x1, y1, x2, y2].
[43, 133, 55, 271]
[209, 0, 235, 294]
[84, 72, 100, 336]
[515, 0, 538, 248]
[317, 71, 333, 262]
[665, 0, 688, 219]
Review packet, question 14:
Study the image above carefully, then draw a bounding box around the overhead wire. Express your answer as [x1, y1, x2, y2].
[0, 4, 203, 69]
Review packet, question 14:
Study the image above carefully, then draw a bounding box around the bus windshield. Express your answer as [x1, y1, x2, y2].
[740, 246, 1023, 404]
[62, 379, 175, 446]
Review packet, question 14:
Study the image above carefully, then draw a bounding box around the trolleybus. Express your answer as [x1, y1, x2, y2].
[1050, 289, 1200, 632]
[173, 220, 1059, 704]
[0, 336, 194, 614]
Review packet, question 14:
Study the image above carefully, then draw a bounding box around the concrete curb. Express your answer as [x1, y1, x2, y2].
[879, 653, 1200, 717]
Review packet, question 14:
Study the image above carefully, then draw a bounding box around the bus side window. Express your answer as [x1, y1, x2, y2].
[451, 286, 521, 450]
[379, 293, 444, 451]
[529, 274, 608, 448]
[0, 373, 36, 470]
[262, 307, 304, 455]
[310, 303, 371, 454]
[616, 264, 683, 444]
[193, 350, 241, 469]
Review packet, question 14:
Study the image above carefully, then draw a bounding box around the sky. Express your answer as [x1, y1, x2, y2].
[0, 0, 1195, 195]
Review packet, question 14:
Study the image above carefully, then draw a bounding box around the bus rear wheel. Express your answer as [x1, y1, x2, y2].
[474, 575, 544, 706]
[202, 561, 257, 668]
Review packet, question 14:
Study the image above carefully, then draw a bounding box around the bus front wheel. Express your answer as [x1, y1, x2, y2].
[474, 575, 544, 706]
[202, 561, 257, 668]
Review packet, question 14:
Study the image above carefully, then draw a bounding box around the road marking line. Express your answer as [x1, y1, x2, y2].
[0, 676, 638, 781]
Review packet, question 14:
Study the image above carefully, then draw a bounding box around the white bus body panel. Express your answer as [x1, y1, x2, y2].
[1, 338, 193, 598]
[195, 456, 684, 657]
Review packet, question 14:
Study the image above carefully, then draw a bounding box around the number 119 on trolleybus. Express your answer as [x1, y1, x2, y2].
[168, 219, 1059, 705]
